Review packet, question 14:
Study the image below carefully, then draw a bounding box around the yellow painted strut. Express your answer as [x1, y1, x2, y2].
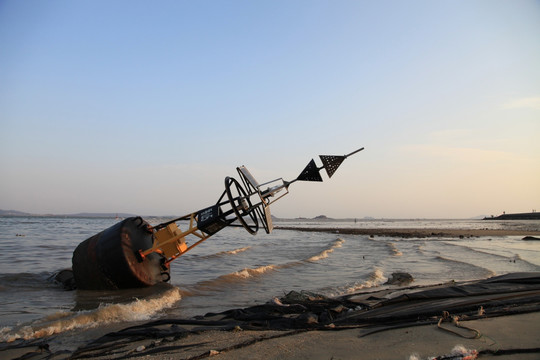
[138, 212, 211, 266]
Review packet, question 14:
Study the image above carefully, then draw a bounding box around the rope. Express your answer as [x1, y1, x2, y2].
[437, 311, 481, 339]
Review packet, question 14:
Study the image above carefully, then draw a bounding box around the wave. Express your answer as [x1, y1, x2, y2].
[435, 242, 540, 270]
[187, 239, 346, 293]
[191, 264, 280, 292]
[434, 255, 496, 277]
[386, 242, 403, 257]
[441, 241, 513, 260]
[0, 287, 181, 342]
[305, 238, 345, 262]
[414, 243, 425, 255]
[325, 268, 386, 296]
[196, 246, 252, 259]
[0, 272, 51, 290]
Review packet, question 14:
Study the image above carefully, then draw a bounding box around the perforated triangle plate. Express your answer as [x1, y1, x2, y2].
[297, 159, 323, 182]
[319, 155, 345, 178]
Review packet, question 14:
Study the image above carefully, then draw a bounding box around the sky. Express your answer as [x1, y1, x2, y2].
[1, 0, 539, 219]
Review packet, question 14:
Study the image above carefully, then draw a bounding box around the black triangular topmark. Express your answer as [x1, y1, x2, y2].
[319, 155, 345, 178]
[296, 159, 323, 182]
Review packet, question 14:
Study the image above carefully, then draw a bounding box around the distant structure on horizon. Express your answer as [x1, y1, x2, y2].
[483, 211, 540, 220]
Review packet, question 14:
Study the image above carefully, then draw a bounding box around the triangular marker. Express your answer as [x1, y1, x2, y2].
[319, 155, 345, 178]
[296, 159, 323, 182]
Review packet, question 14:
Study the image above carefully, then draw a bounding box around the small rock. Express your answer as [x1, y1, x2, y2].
[384, 272, 414, 285]
[136, 345, 145, 352]
[209, 350, 220, 356]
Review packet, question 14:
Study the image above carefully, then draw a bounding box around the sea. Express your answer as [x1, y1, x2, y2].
[1, 216, 539, 350]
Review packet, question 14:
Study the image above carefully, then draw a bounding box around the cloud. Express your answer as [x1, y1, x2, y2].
[502, 96, 540, 110]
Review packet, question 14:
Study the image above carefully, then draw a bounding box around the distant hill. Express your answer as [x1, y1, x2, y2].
[68, 212, 137, 218]
[0, 210, 136, 218]
[0, 209, 32, 216]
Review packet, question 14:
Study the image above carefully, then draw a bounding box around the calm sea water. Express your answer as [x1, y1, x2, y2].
[1, 216, 539, 349]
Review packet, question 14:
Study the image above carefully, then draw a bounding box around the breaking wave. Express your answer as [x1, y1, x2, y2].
[0, 287, 181, 342]
[306, 238, 345, 262]
[192, 264, 280, 291]
[326, 268, 386, 296]
[233, 264, 278, 279]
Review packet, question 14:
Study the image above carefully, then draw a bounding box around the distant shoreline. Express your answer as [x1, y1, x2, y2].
[483, 212, 540, 220]
[275, 226, 540, 238]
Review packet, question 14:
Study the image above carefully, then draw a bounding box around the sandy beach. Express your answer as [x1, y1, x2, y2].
[74, 312, 538, 360]
[5, 313, 539, 359]
[4, 272, 539, 360]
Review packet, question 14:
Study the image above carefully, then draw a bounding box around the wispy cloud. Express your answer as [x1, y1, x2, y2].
[502, 96, 540, 110]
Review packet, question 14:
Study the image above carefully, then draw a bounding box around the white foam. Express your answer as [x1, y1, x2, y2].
[1, 287, 181, 342]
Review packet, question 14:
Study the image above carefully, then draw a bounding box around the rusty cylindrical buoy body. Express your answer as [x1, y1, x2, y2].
[72, 217, 168, 290]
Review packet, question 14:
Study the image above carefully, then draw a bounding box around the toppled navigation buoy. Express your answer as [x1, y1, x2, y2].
[73, 217, 167, 290]
[72, 148, 364, 290]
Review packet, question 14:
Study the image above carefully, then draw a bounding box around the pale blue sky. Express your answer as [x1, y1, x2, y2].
[1, 1, 539, 218]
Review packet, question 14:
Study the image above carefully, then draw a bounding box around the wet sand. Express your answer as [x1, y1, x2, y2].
[275, 226, 540, 238]
[208, 312, 540, 359]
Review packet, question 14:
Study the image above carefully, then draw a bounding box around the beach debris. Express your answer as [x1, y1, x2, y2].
[38, 343, 51, 353]
[268, 297, 289, 307]
[71, 147, 364, 290]
[384, 272, 414, 285]
[409, 345, 479, 360]
[297, 312, 319, 325]
[430, 345, 478, 360]
[209, 349, 220, 356]
[136, 345, 145, 352]
[477, 306, 485, 316]
[437, 311, 481, 339]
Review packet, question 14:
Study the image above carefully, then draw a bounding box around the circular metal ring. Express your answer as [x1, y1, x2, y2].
[225, 177, 259, 234]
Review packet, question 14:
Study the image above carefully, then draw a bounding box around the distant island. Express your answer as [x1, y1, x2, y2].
[483, 212, 540, 220]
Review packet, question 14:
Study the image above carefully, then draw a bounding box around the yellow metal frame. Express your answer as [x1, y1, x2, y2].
[138, 212, 211, 266]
